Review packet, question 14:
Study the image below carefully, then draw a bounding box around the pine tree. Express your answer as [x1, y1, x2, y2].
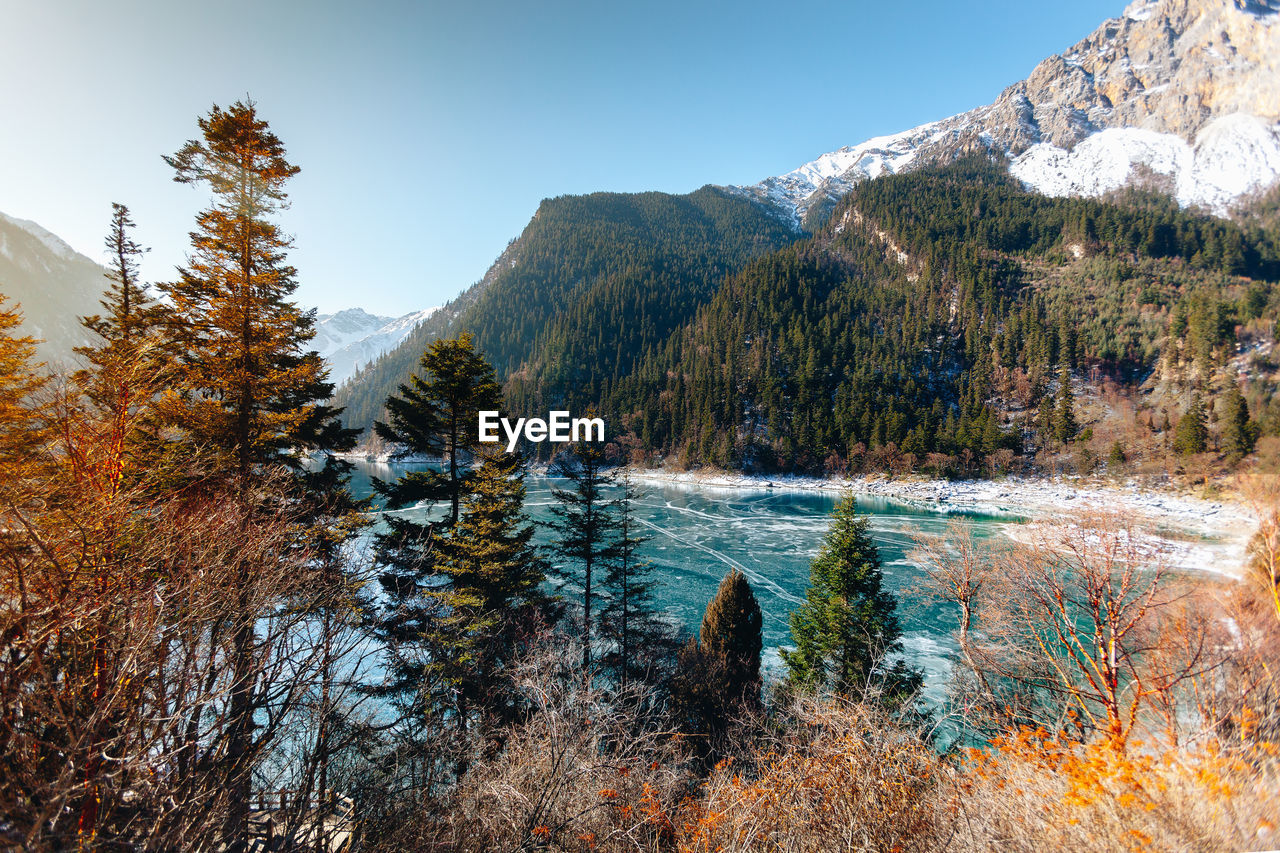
[783, 495, 921, 701]
[1220, 387, 1256, 464]
[375, 333, 502, 528]
[1174, 395, 1209, 456]
[434, 450, 550, 729]
[1108, 441, 1126, 469]
[73, 204, 171, 484]
[62, 206, 173, 839]
[367, 335, 502, 739]
[0, 297, 48, 509]
[160, 100, 344, 485]
[550, 438, 618, 671]
[158, 100, 356, 849]
[669, 569, 763, 755]
[599, 471, 670, 689]
[1053, 367, 1077, 445]
[78, 204, 162, 364]
[1037, 395, 1055, 446]
[698, 569, 763, 707]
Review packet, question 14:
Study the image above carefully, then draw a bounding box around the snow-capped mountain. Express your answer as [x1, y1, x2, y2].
[315, 307, 440, 387]
[736, 0, 1280, 223]
[0, 211, 108, 366]
[313, 308, 396, 355]
[0, 210, 436, 382]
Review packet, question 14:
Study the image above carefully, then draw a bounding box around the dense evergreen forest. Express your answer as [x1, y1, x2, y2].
[339, 158, 1280, 480]
[613, 161, 1280, 473]
[335, 187, 799, 429]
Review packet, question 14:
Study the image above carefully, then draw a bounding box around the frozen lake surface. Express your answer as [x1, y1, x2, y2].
[348, 461, 1020, 701]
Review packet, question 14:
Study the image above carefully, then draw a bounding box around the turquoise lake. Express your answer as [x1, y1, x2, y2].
[348, 460, 1021, 701]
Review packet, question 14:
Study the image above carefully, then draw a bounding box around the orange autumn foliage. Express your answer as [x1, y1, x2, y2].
[958, 727, 1280, 851]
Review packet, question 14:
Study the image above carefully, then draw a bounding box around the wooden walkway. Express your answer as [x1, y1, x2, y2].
[247, 791, 356, 853]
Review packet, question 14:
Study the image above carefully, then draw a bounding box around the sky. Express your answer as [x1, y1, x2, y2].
[0, 0, 1125, 316]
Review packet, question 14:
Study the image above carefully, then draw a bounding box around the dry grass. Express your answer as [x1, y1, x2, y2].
[674, 698, 953, 853]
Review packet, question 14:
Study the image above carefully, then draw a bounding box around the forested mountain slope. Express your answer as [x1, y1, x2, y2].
[607, 159, 1280, 474]
[334, 186, 799, 428]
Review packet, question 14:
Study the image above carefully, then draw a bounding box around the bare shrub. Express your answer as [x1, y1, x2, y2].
[375, 642, 688, 853]
[676, 696, 956, 853]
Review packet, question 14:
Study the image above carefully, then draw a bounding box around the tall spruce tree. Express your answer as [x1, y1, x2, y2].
[434, 450, 550, 731]
[375, 333, 502, 527]
[783, 495, 921, 701]
[159, 100, 357, 850]
[161, 100, 346, 484]
[670, 569, 763, 754]
[78, 204, 161, 365]
[599, 471, 670, 689]
[1174, 394, 1209, 456]
[74, 204, 172, 483]
[549, 438, 618, 671]
[367, 335, 502, 742]
[698, 569, 764, 706]
[62, 205, 172, 839]
[0, 298, 48, 510]
[1220, 386, 1256, 464]
[1053, 367, 1077, 445]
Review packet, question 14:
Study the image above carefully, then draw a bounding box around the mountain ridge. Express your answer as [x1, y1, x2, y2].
[0, 211, 109, 365]
[731, 0, 1280, 225]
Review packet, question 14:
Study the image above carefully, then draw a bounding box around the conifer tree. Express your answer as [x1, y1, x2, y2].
[1174, 395, 1209, 456]
[375, 333, 502, 527]
[1037, 395, 1055, 446]
[670, 569, 763, 752]
[433, 450, 549, 730]
[783, 495, 921, 701]
[367, 335, 502, 738]
[1220, 386, 1256, 464]
[160, 100, 345, 484]
[599, 471, 669, 688]
[550, 438, 618, 671]
[62, 206, 172, 839]
[78, 204, 161, 364]
[1053, 367, 1077, 445]
[698, 569, 763, 707]
[158, 100, 357, 849]
[1108, 441, 1126, 469]
[0, 297, 48, 509]
[73, 204, 171, 481]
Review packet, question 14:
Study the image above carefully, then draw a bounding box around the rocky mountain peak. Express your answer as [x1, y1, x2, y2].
[1009, 0, 1280, 148]
[737, 0, 1280, 224]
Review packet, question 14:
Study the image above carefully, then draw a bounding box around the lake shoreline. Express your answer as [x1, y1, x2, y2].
[335, 451, 1259, 578]
[624, 466, 1258, 579]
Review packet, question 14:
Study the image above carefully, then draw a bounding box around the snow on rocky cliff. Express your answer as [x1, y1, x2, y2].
[1011, 113, 1280, 211]
[734, 0, 1280, 222]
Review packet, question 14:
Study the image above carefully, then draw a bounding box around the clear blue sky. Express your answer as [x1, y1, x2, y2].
[0, 0, 1123, 316]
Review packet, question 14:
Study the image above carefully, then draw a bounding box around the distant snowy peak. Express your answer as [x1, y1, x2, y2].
[0, 211, 86, 265]
[0, 211, 108, 366]
[734, 0, 1280, 222]
[313, 308, 396, 357]
[317, 305, 441, 388]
